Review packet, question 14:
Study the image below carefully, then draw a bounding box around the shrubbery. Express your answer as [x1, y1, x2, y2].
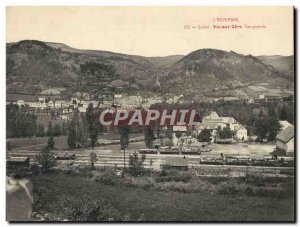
[58, 195, 120, 221]
[155, 170, 191, 183]
[95, 169, 122, 186]
[67, 167, 293, 198]
[128, 152, 146, 177]
[37, 146, 56, 172]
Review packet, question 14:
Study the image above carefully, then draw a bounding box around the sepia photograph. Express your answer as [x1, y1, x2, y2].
[5, 6, 295, 222]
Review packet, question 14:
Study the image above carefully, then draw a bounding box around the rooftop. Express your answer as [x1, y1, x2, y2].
[276, 126, 294, 143]
[7, 157, 29, 162]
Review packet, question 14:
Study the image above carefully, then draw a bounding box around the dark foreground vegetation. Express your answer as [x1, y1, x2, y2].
[30, 168, 294, 222]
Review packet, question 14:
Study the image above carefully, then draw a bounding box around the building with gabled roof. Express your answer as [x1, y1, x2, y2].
[276, 126, 294, 155]
[279, 120, 293, 132]
[234, 124, 248, 141]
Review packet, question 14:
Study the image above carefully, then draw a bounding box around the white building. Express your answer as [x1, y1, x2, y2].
[27, 102, 38, 108]
[234, 124, 248, 141]
[47, 100, 55, 108]
[279, 120, 293, 132]
[200, 111, 248, 142]
[114, 94, 123, 99]
[202, 111, 223, 123]
[37, 98, 47, 109]
[78, 106, 87, 112]
[276, 126, 294, 156]
[16, 100, 25, 107]
[172, 125, 187, 145]
[54, 100, 63, 108]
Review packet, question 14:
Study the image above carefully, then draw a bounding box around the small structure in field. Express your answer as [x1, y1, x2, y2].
[163, 157, 188, 170]
[7, 157, 30, 168]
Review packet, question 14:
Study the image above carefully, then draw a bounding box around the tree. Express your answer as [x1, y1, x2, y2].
[259, 109, 265, 118]
[128, 152, 146, 177]
[119, 125, 130, 177]
[68, 119, 77, 149]
[90, 126, 98, 149]
[175, 130, 182, 145]
[53, 124, 62, 137]
[86, 104, 98, 149]
[279, 106, 288, 120]
[254, 116, 281, 142]
[268, 106, 277, 118]
[90, 152, 98, 170]
[76, 118, 89, 148]
[120, 126, 130, 151]
[165, 126, 173, 140]
[144, 126, 155, 148]
[186, 129, 192, 137]
[219, 127, 234, 139]
[37, 146, 56, 172]
[187, 139, 193, 147]
[47, 134, 55, 149]
[197, 129, 212, 142]
[61, 121, 68, 136]
[46, 121, 55, 149]
[36, 124, 45, 137]
[47, 121, 53, 136]
[164, 138, 173, 147]
[6, 104, 37, 138]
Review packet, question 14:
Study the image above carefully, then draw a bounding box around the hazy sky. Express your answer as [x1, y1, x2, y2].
[7, 6, 294, 56]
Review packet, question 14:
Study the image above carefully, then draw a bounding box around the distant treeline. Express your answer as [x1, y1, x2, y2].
[6, 104, 67, 138]
[7, 104, 37, 138]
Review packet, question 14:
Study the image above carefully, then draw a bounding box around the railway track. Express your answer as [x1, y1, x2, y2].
[7, 149, 294, 171]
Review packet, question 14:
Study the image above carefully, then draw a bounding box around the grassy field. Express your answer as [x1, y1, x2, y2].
[7, 133, 144, 151]
[7, 136, 69, 151]
[31, 172, 294, 222]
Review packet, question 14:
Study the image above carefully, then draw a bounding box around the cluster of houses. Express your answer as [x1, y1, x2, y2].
[170, 114, 295, 157]
[172, 111, 248, 145]
[9, 90, 189, 117]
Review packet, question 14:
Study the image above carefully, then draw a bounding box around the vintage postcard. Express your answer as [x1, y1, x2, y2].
[6, 6, 295, 222]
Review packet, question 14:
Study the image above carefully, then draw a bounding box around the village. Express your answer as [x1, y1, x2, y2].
[5, 5, 296, 222]
[6, 91, 295, 221]
[6, 81, 295, 171]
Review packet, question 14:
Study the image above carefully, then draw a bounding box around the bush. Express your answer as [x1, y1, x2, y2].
[128, 152, 146, 177]
[155, 180, 216, 194]
[29, 164, 41, 175]
[95, 169, 122, 186]
[156, 170, 192, 183]
[8, 167, 30, 179]
[164, 139, 173, 147]
[123, 177, 155, 190]
[217, 180, 239, 195]
[37, 146, 56, 172]
[59, 195, 120, 221]
[156, 174, 191, 183]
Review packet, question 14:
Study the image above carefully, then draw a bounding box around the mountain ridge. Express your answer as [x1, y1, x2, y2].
[6, 40, 294, 96]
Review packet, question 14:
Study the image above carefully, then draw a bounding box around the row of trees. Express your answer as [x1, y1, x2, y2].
[7, 104, 37, 138]
[197, 127, 234, 142]
[7, 104, 70, 138]
[36, 121, 68, 137]
[151, 99, 293, 128]
[67, 104, 106, 150]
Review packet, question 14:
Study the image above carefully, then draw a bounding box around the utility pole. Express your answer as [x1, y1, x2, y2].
[120, 125, 130, 178]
